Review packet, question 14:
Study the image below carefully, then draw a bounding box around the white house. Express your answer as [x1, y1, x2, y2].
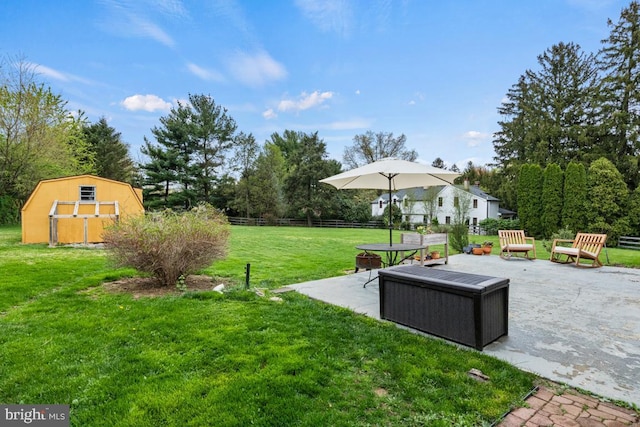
[371, 183, 501, 229]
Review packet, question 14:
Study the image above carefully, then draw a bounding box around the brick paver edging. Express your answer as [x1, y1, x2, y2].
[498, 385, 639, 427]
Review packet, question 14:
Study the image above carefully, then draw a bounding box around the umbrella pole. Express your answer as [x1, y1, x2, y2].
[388, 177, 393, 247]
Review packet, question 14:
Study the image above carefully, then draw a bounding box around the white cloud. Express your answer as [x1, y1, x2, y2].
[324, 118, 370, 130]
[121, 94, 172, 112]
[186, 62, 225, 82]
[355, 89, 360, 95]
[408, 91, 424, 105]
[295, 0, 352, 37]
[294, 118, 372, 131]
[131, 15, 175, 47]
[463, 130, 490, 147]
[99, 0, 176, 48]
[28, 62, 94, 85]
[277, 91, 333, 113]
[32, 64, 69, 82]
[226, 51, 287, 87]
[263, 108, 277, 119]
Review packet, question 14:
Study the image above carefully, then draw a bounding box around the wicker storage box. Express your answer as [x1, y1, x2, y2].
[378, 266, 509, 350]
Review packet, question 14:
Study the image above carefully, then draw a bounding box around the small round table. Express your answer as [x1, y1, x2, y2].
[356, 243, 426, 287]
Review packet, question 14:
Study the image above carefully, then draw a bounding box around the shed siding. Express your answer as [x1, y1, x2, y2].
[21, 175, 144, 244]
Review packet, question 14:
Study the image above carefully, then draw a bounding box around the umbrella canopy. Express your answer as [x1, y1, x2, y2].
[320, 158, 460, 246]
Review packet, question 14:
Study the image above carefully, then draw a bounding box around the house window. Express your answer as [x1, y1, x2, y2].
[454, 197, 459, 208]
[473, 199, 478, 209]
[472, 217, 478, 225]
[438, 197, 443, 207]
[403, 198, 408, 207]
[445, 216, 451, 225]
[393, 198, 397, 205]
[379, 200, 383, 209]
[79, 186, 96, 201]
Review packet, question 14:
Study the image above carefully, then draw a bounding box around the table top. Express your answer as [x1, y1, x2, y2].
[356, 243, 426, 252]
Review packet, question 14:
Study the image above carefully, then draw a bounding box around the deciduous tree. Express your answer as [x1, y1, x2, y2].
[0, 57, 93, 202]
[342, 131, 417, 169]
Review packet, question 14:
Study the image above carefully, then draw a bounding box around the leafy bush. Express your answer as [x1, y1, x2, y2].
[379, 203, 402, 227]
[542, 226, 575, 252]
[448, 223, 469, 252]
[479, 218, 521, 235]
[0, 196, 21, 225]
[103, 204, 231, 286]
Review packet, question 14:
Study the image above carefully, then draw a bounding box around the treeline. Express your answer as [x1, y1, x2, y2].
[486, 2, 640, 213]
[2, 3, 640, 236]
[515, 159, 640, 243]
[0, 59, 136, 224]
[139, 94, 373, 225]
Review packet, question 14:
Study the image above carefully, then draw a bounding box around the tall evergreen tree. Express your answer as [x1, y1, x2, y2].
[189, 94, 237, 203]
[275, 131, 341, 225]
[140, 138, 180, 209]
[141, 94, 236, 209]
[541, 163, 564, 238]
[562, 161, 587, 233]
[517, 164, 543, 237]
[83, 117, 135, 184]
[598, 1, 640, 189]
[494, 43, 599, 170]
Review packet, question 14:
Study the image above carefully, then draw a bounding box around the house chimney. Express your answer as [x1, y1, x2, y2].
[464, 179, 469, 190]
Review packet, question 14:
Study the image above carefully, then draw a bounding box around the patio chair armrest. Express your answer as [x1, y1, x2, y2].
[551, 238, 574, 250]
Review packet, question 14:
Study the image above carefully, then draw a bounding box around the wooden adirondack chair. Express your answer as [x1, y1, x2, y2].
[550, 233, 607, 268]
[498, 230, 536, 260]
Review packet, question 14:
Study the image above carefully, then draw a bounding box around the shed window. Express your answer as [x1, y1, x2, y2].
[79, 186, 96, 201]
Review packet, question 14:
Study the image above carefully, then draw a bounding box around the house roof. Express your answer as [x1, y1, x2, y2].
[375, 185, 499, 202]
[21, 174, 144, 212]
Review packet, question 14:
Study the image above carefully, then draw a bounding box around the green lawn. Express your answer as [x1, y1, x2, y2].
[1, 224, 634, 426]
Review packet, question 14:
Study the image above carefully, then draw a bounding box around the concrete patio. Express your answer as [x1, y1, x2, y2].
[287, 253, 640, 407]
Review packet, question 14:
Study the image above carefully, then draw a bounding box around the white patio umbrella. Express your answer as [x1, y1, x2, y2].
[319, 157, 460, 246]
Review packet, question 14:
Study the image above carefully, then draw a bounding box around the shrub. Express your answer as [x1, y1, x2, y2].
[542, 226, 575, 252]
[103, 204, 231, 286]
[448, 223, 469, 253]
[479, 218, 521, 235]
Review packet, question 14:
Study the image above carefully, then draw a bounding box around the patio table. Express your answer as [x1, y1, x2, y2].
[356, 243, 426, 287]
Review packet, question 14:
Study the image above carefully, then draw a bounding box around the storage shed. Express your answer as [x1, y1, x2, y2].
[21, 175, 144, 245]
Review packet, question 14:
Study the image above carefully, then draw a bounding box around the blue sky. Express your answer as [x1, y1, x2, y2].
[0, 0, 631, 169]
